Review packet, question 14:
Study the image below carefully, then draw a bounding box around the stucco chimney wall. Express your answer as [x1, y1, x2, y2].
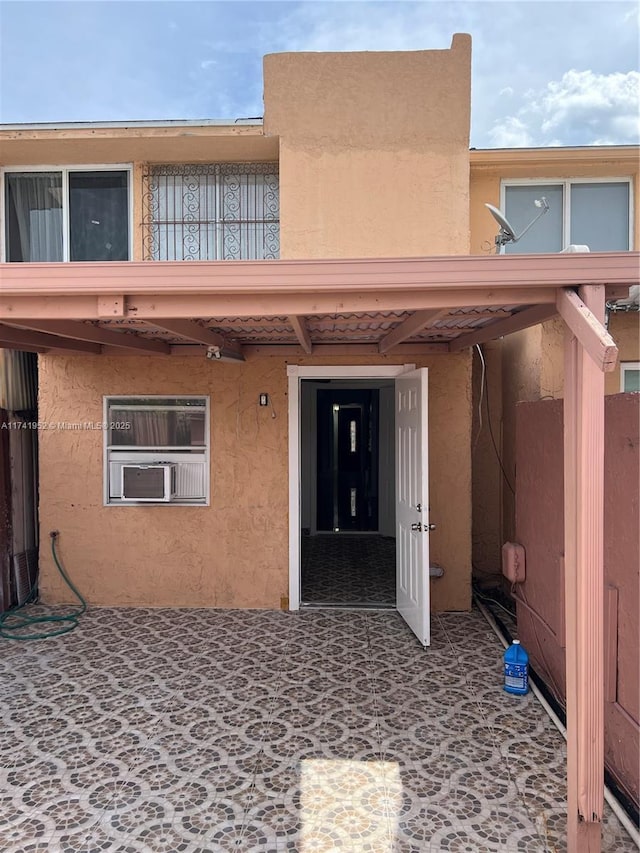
[263, 34, 472, 259]
[263, 34, 471, 149]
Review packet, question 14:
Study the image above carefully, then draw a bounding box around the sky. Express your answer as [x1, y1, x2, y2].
[0, 0, 638, 148]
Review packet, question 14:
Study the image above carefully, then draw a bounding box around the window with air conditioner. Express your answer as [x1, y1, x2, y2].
[502, 179, 632, 253]
[3, 166, 131, 262]
[104, 396, 209, 506]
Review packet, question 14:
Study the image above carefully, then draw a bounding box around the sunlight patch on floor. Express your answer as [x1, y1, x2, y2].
[300, 758, 402, 851]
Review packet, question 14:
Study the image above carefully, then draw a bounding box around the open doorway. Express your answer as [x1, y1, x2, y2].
[288, 364, 431, 646]
[300, 379, 395, 607]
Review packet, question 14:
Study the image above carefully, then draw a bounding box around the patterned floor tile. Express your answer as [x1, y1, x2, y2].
[301, 533, 396, 605]
[1, 604, 636, 853]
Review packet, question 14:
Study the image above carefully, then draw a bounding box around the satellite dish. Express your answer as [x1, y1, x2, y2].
[485, 204, 517, 242]
[484, 197, 550, 254]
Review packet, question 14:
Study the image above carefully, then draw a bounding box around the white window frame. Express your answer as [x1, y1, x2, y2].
[500, 177, 634, 251]
[103, 395, 210, 506]
[1, 163, 134, 262]
[620, 361, 640, 393]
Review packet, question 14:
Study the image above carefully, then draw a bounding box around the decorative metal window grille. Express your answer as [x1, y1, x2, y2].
[142, 163, 279, 261]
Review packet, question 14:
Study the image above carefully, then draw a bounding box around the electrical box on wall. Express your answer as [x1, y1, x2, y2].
[259, 393, 269, 407]
[502, 541, 526, 584]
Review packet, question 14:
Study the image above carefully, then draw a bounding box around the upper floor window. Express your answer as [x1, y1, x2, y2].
[3, 167, 130, 262]
[620, 362, 640, 392]
[502, 179, 632, 254]
[143, 163, 279, 261]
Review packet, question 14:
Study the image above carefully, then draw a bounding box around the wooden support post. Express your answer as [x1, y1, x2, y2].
[563, 283, 605, 853]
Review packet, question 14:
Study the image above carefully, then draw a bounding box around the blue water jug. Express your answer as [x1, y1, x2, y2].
[503, 639, 529, 695]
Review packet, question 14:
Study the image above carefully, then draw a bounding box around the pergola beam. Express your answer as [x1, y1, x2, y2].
[0, 340, 49, 354]
[449, 304, 558, 351]
[557, 288, 619, 372]
[148, 319, 244, 360]
[0, 287, 560, 324]
[162, 342, 452, 357]
[3, 320, 170, 354]
[378, 309, 446, 354]
[288, 316, 313, 354]
[0, 324, 101, 354]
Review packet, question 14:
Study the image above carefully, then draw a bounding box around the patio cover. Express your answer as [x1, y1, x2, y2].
[0, 252, 635, 358]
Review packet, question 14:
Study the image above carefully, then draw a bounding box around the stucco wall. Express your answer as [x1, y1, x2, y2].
[38, 351, 472, 613]
[264, 35, 472, 258]
[498, 325, 544, 542]
[607, 312, 640, 395]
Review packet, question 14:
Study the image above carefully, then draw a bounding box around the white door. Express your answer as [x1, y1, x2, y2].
[395, 368, 430, 646]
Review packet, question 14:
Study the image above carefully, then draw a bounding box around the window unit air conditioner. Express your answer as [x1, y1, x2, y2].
[121, 464, 176, 502]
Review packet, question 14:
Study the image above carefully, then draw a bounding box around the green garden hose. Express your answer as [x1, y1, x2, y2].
[0, 532, 86, 640]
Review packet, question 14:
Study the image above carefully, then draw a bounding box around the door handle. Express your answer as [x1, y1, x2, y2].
[411, 522, 422, 532]
[427, 523, 436, 532]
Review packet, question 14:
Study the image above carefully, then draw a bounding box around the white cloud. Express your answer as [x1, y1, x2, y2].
[488, 69, 640, 147]
[257, 1, 465, 58]
[488, 116, 533, 148]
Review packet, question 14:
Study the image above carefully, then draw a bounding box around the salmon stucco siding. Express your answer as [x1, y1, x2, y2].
[38, 352, 472, 611]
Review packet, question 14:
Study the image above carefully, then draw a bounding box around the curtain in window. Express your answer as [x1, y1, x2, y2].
[110, 410, 170, 447]
[5, 173, 63, 262]
[109, 409, 201, 447]
[220, 171, 280, 260]
[146, 165, 279, 261]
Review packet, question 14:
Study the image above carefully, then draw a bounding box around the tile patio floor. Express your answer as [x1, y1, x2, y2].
[0, 605, 636, 853]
